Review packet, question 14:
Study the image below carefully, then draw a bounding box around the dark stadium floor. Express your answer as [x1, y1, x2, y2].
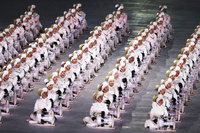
[0, 0, 200, 133]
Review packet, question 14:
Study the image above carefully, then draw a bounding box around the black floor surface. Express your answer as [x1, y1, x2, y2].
[0, 0, 200, 133]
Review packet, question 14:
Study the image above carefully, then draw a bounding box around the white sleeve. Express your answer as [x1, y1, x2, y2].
[104, 104, 109, 116]
[29, 60, 35, 67]
[109, 94, 113, 103]
[34, 99, 40, 112]
[13, 77, 18, 86]
[45, 100, 52, 112]
[19, 70, 25, 78]
[62, 80, 69, 89]
[0, 90, 5, 100]
[7, 83, 13, 92]
[24, 65, 30, 72]
[150, 108, 155, 119]
[89, 104, 95, 117]
[164, 107, 168, 117]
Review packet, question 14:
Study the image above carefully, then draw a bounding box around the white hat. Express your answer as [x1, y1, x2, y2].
[23, 15, 29, 22]
[71, 54, 78, 61]
[149, 25, 154, 29]
[133, 40, 138, 46]
[87, 36, 92, 40]
[10, 24, 15, 28]
[173, 60, 177, 64]
[20, 53, 27, 59]
[44, 79, 49, 84]
[124, 47, 128, 51]
[189, 42, 195, 47]
[52, 24, 58, 29]
[166, 70, 170, 74]
[63, 11, 67, 14]
[158, 12, 165, 17]
[107, 14, 113, 19]
[161, 5, 167, 11]
[82, 43, 89, 50]
[6, 64, 12, 71]
[165, 78, 172, 86]
[51, 72, 58, 79]
[16, 18, 21, 24]
[65, 13, 71, 18]
[116, 11, 121, 15]
[46, 80, 54, 87]
[180, 54, 187, 60]
[174, 66, 180, 71]
[76, 50, 82, 55]
[14, 58, 20, 66]
[39, 87, 48, 96]
[59, 16, 65, 22]
[71, 9, 76, 13]
[59, 67, 66, 76]
[38, 38, 44, 43]
[153, 22, 157, 26]
[115, 4, 120, 8]
[108, 19, 112, 23]
[88, 38, 94, 44]
[144, 28, 149, 32]
[31, 5, 36, 8]
[127, 46, 134, 54]
[138, 36, 142, 40]
[174, 60, 182, 66]
[64, 61, 71, 68]
[105, 21, 109, 25]
[0, 33, 4, 37]
[58, 20, 64, 25]
[177, 60, 183, 65]
[2, 71, 9, 79]
[183, 47, 189, 53]
[169, 71, 176, 77]
[196, 31, 200, 35]
[111, 68, 118, 76]
[118, 57, 126, 64]
[27, 48, 33, 54]
[93, 91, 103, 100]
[102, 81, 109, 91]
[48, 28, 53, 34]
[93, 30, 98, 36]
[141, 32, 146, 37]
[128, 53, 135, 60]
[76, 3, 82, 10]
[41, 33, 48, 39]
[156, 94, 163, 103]
[192, 35, 197, 39]
[28, 12, 32, 15]
[118, 63, 126, 71]
[169, 66, 174, 71]
[31, 43, 37, 48]
[103, 21, 109, 28]
[158, 18, 163, 22]
[160, 79, 165, 84]
[5, 29, 10, 33]
[118, 5, 124, 10]
[158, 84, 165, 92]
[120, 57, 126, 61]
[97, 26, 102, 31]
[108, 76, 115, 82]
